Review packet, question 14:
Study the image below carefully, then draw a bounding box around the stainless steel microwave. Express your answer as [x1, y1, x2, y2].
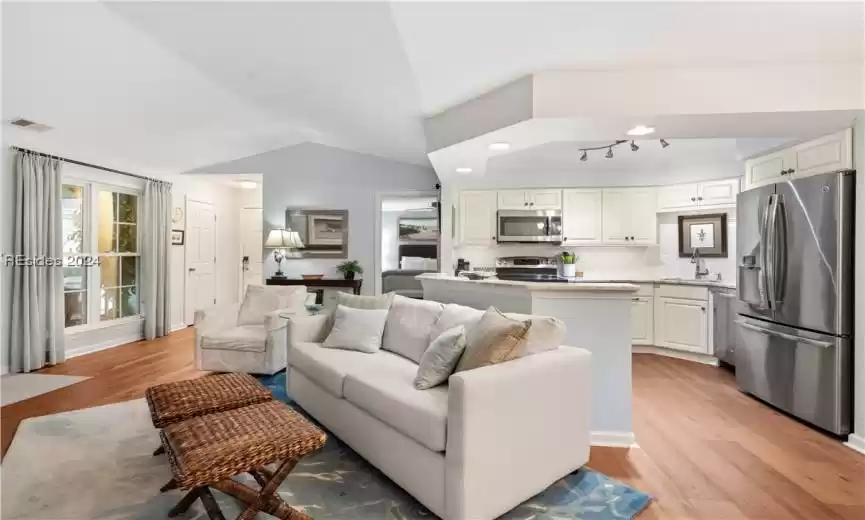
[497, 210, 563, 243]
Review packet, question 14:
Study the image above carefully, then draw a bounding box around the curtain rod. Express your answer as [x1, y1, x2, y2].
[11, 146, 162, 183]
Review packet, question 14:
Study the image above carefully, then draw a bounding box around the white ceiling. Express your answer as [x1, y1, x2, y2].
[3, 2, 862, 174]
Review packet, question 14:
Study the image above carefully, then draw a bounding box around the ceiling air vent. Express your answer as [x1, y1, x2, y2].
[8, 118, 53, 132]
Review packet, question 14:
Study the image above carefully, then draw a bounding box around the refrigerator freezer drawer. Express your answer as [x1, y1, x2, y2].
[735, 316, 851, 435]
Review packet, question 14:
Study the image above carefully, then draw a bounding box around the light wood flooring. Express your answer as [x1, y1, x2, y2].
[2, 328, 863, 519]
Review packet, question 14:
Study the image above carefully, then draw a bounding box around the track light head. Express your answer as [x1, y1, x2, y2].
[605, 147, 614, 159]
[660, 139, 670, 148]
[580, 150, 588, 162]
[630, 141, 639, 151]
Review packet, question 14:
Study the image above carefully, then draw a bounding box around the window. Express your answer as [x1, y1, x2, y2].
[62, 182, 141, 329]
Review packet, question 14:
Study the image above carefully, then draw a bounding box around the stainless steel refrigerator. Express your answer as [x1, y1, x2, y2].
[736, 170, 854, 435]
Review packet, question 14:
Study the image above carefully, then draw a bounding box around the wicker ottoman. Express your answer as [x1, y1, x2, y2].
[162, 400, 327, 520]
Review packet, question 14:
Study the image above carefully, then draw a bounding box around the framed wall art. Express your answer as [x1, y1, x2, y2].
[678, 213, 727, 257]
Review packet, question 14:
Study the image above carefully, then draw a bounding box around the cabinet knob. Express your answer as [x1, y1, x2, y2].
[492, 236, 496, 240]
[563, 237, 568, 241]
[788, 168, 795, 174]
[524, 202, 528, 206]
[701, 306, 706, 312]
[697, 196, 703, 201]
[624, 237, 630, 241]
[690, 197, 696, 201]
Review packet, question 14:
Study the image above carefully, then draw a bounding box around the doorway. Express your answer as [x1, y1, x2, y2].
[375, 192, 440, 296]
[184, 200, 217, 324]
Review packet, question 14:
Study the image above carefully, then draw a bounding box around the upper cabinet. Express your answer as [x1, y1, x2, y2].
[602, 188, 657, 245]
[497, 189, 562, 210]
[743, 129, 852, 190]
[562, 189, 603, 245]
[458, 190, 497, 246]
[657, 178, 739, 212]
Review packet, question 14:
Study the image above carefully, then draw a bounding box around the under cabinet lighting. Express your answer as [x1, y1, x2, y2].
[627, 125, 655, 136]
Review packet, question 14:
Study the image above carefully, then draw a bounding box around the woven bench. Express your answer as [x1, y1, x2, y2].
[145, 373, 273, 457]
[162, 400, 327, 520]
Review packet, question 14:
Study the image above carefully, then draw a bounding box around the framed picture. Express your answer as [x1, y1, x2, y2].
[307, 213, 345, 246]
[678, 213, 727, 257]
[398, 217, 439, 241]
[170, 229, 185, 245]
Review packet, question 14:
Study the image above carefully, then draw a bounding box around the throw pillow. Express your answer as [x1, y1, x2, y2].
[382, 295, 444, 363]
[505, 312, 566, 356]
[455, 307, 531, 373]
[237, 285, 307, 326]
[336, 291, 394, 310]
[323, 305, 389, 353]
[414, 325, 466, 390]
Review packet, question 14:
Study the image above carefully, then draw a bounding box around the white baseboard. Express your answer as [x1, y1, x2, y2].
[633, 345, 719, 366]
[845, 433, 865, 455]
[590, 430, 637, 448]
[171, 323, 189, 332]
[66, 319, 144, 359]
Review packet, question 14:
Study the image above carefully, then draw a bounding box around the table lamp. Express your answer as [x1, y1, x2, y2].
[264, 228, 304, 279]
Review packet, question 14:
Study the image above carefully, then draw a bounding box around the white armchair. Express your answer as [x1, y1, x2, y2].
[194, 285, 309, 374]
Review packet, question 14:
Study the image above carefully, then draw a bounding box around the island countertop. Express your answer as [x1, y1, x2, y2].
[416, 273, 639, 292]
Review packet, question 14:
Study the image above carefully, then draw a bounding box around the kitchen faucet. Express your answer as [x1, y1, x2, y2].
[690, 247, 710, 279]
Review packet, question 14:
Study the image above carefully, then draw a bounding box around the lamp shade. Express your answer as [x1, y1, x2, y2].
[264, 228, 304, 249]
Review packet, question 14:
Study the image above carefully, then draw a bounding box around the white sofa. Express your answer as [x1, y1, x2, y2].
[195, 285, 309, 374]
[285, 297, 592, 520]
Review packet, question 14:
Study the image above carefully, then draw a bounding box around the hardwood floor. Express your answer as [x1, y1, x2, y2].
[2, 332, 863, 519]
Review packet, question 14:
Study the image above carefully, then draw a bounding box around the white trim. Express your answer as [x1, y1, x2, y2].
[374, 190, 439, 296]
[633, 345, 720, 366]
[590, 430, 638, 448]
[65, 314, 143, 335]
[65, 317, 143, 358]
[845, 434, 865, 455]
[184, 198, 217, 324]
[171, 323, 189, 333]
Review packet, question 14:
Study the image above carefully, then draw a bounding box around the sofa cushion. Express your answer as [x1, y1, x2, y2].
[505, 312, 566, 356]
[455, 307, 531, 373]
[201, 326, 268, 353]
[344, 363, 449, 452]
[323, 305, 389, 353]
[336, 291, 394, 310]
[429, 303, 485, 343]
[237, 285, 307, 326]
[288, 342, 411, 398]
[382, 295, 444, 363]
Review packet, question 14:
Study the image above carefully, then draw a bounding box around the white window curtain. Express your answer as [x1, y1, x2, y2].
[11, 151, 65, 372]
[142, 179, 172, 339]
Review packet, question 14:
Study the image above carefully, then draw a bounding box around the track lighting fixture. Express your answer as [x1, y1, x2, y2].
[577, 139, 670, 163]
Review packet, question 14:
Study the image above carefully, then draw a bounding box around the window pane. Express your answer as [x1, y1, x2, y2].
[120, 286, 139, 317]
[63, 266, 86, 291]
[117, 224, 137, 253]
[100, 256, 119, 288]
[62, 185, 84, 254]
[64, 291, 87, 327]
[118, 193, 138, 223]
[101, 287, 119, 321]
[98, 191, 116, 253]
[121, 257, 137, 286]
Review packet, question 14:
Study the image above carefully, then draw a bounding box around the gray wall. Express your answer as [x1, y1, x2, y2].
[193, 142, 438, 294]
[381, 209, 437, 271]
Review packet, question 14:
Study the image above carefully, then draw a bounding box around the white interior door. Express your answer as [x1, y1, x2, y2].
[185, 200, 217, 323]
[239, 207, 263, 296]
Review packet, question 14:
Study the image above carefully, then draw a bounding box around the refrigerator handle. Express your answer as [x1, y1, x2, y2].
[760, 195, 773, 309]
[774, 196, 788, 305]
[735, 320, 833, 348]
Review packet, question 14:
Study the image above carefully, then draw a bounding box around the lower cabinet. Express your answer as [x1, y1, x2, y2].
[653, 296, 708, 353]
[631, 296, 654, 345]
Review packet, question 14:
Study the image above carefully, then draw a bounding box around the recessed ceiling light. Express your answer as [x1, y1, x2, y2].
[238, 180, 258, 189]
[627, 125, 655, 136]
[456, 167, 473, 174]
[489, 142, 510, 151]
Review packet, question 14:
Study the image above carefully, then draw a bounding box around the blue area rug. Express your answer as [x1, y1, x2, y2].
[257, 370, 652, 519]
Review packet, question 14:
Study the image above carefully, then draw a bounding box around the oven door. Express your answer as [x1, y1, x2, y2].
[497, 210, 562, 243]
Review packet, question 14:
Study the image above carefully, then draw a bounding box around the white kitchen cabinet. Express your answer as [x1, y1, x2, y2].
[698, 178, 739, 207]
[654, 296, 708, 353]
[497, 189, 562, 210]
[657, 183, 699, 211]
[743, 129, 852, 190]
[458, 190, 497, 245]
[631, 296, 654, 345]
[528, 189, 563, 209]
[562, 189, 603, 245]
[497, 190, 528, 210]
[603, 188, 657, 245]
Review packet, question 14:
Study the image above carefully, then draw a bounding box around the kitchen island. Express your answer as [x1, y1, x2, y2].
[418, 273, 639, 447]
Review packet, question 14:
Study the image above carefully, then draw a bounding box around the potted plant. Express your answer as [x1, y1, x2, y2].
[336, 260, 364, 281]
[560, 251, 578, 278]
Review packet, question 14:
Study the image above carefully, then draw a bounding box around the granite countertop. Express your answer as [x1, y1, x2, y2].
[575, 277, 736, 289]
[416, 273, 639, 292]
[422, 272, 736, 290]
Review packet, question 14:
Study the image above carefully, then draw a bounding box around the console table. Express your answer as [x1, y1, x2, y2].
[265, 277, 362, 304]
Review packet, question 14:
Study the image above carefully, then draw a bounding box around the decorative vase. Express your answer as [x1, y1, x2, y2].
[344, 272, 356, 280]
[562, 263, 576, 278]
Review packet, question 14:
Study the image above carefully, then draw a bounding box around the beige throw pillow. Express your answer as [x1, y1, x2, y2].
[455, 307, 531, 373]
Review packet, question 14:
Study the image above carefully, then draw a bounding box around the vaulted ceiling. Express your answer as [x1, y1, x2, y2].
[3, 2, 862, 174]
